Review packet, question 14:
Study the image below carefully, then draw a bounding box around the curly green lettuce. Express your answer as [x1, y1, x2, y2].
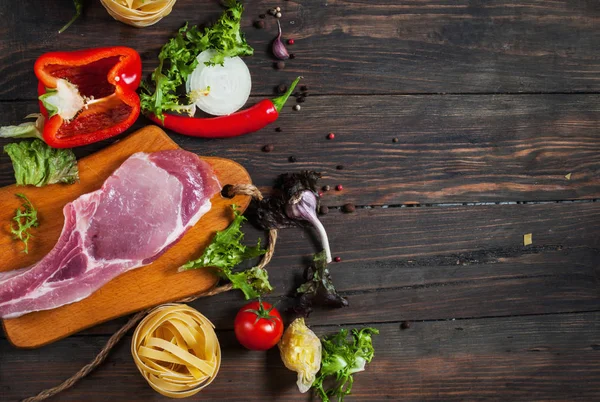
[140, 1, 254, 121]
[179, 205, 271, 299]
[3, 139, 79, 187]
[313, 327, 379, 402]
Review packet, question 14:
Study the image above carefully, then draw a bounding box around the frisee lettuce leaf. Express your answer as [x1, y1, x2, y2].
[313, 328, 379, 402]
[3, 139, 79, 187]
[140, 1, 253, 121]
[179, 205, 271, 299]
[11, 193, 39, 254]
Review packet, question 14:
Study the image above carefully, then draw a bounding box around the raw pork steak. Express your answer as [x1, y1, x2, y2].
[0, 150, 220, 318]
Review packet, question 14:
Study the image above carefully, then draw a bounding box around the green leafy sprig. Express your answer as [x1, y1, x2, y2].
[140, 1, 254, 121]
[11, 194, 39, 254]
[59, 0, 83, 34]
[313, 327, 379, 402]
[179, 205, 271, 299]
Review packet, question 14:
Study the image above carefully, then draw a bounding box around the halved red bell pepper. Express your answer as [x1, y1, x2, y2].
[34, 47, 142, 148]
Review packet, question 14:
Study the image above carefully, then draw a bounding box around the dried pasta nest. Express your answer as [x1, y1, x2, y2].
[132, 304, 221, 398]
[100, 0, 177, 28]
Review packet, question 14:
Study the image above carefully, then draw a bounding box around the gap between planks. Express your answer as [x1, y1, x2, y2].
[328, 198, 598, 210]
[16, 309, 600, 340]
[2, 92, 600, 104]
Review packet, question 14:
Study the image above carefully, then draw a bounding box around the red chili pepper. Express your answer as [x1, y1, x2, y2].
[148, 77, 301, 138]
[34, 47, 142, 148]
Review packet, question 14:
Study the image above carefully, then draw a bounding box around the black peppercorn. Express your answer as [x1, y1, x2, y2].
[275, 127, 282, 132]
[296, 96, 306, 103]
[400, 321, 411, 330]
[342, 203, 356, 213]
[262, 144, 274, 152]
[275, 61, 285, 70]
[300, 85, 308, 92]
[289, 53, 296, 59]
[277, 84, 287, 93]
[336, 165, 344, 170]
[322, 185, 331, 192]
[289, 156, 297, 162]
[392, 137, 399, 143]
[254, 20, 265, 29]
[319, 206, 329, 215]
[259, 13, 266, 18]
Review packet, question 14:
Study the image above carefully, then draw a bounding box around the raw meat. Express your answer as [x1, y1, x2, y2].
[0, 150, 220, 319]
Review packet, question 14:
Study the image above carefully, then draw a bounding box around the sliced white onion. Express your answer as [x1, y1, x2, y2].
[186, 49, 251, 116]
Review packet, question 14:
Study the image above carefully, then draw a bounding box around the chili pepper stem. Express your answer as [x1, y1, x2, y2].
[272, 77, 302, 113]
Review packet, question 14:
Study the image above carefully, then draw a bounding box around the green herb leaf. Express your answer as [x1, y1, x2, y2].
[0, 114, 44, 140]
[313, 327, 379, 402]
[227, 267, 273, 300]
[140, 1, 253, 121]
[179, 205, 270, 299]
[59, 0, 84, 34]
[294, 250, 348, 316]
[3, 139, 79, 187]
[11, 194, 39, 254]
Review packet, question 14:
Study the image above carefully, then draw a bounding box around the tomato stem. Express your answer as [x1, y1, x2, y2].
[244, 299, 281, 324]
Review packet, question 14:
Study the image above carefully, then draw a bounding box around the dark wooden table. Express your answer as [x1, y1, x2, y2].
[1, 1, 599, 401]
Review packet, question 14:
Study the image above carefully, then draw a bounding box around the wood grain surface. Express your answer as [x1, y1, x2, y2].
[0, 126, 252, 348]
[0, 0, 599, 98]
[2, 313, 599, 401]
[28, 201, 597, 336]
[1, 94, 598, 205]
[0, 0, 598, 401]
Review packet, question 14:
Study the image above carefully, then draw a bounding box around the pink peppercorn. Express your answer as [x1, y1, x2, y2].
[288, 39, 295, 45]
[327, 132, 335, 140]
[318, 192, 323, 197]
[336, 184, 343, 191]
[334, 257, 341, 262]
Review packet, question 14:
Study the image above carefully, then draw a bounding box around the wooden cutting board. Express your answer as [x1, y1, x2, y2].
[0, 126, 251, 348]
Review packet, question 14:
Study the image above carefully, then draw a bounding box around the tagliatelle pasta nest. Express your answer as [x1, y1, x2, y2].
[131, 304, 221, 398]
[100, 0, 177, 28]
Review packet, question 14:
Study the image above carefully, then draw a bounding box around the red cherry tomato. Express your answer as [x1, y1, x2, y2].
[234, 301, 284, 350]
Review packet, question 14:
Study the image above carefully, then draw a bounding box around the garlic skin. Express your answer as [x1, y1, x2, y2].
[272, 20, 290, 60]
[278, 318, 322, 393]
[285, 190, 333, 263]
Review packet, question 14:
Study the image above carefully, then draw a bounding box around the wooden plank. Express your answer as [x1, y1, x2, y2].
[1, 94, 599, 204]
[2, 313, 599, 401]
[13, 201, 596, 336]
[0, 0, 599, 100]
